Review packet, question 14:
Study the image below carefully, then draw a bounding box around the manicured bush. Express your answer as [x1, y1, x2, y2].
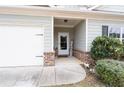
[120, 46, 124, 60]
[90, 36, 123, 60]
[95, 59, 124, 87]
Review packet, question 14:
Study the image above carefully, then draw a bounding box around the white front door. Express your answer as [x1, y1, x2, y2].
[58, 32, 69, 56]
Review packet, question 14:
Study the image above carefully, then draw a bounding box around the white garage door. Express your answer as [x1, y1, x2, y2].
[0, 25, 44, 67]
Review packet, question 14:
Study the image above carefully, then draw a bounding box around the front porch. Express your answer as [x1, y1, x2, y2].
[53, 17, 93, 65]
[44, 17, 93, 66]
[54, 17, 84, 57]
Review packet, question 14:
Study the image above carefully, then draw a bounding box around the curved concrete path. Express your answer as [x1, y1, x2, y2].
[0, 57, 86, 87]
[38, 57, 86, 86]
[54, 57, 86, 86]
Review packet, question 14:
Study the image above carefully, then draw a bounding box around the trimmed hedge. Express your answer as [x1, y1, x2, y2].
[91, 36, 123, 60]
[95, 59, 124, 87]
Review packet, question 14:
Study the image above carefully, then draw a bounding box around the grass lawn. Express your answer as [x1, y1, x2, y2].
[55, 65, 105, 87]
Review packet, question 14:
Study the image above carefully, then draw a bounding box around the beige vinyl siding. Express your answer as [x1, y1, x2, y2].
[74, 20, 86, 51]
[54, 27, 74, 49]
[87, 19, 124, 51]
[0, 14, 53, 52]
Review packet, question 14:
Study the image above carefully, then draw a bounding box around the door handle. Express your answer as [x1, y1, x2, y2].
[35, 34, 43, 36]
[35, 56, 43, 57]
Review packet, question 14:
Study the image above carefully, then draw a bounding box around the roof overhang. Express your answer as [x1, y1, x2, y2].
[0, 6, 124, 20]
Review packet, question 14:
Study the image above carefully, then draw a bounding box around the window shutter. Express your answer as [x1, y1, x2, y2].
[102, 25, 108, 36]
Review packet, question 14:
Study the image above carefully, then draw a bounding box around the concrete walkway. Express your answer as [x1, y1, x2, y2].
[0, 57, 86, 87]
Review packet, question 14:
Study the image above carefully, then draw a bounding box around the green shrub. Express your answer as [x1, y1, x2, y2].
[95, 59, 124, 87]
[120, 46, 124, 60]
[90, 36, 123, 60]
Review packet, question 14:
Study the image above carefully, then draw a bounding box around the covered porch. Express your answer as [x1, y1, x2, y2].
[53, 17, 89, 64]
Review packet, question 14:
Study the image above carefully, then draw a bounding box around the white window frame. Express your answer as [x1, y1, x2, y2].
[102, 25, 124, 43]
[120, 27, 123, 42]
[108, 26, 123, 43]
[121, 27, 124, 44]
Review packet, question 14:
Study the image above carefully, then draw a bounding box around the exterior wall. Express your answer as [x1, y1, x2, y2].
[87, 19, 124, 51]
[73, 49, 95, 65]
[74, 20, 86, 52]
[44, 17, 53, 52]
[73, 20, 94, 65]
[54, 27, 74, 55]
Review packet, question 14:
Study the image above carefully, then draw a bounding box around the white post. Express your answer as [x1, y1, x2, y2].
[70, 40, 73, 57]
[120, 27, 123, 43]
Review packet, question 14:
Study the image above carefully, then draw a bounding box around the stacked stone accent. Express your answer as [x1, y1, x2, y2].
[73, 49, 95, 65]
[44, 52, 55, 66]
[55, 48, 58, 57]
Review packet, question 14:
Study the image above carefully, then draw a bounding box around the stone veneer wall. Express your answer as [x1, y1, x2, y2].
[73, 49, 95, 65]
[44, 52, 55, 66]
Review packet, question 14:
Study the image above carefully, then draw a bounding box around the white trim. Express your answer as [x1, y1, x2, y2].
[88, 5, 101, 11]
[85, 19, 88, 52]
[49, 5, 56, 8]
[107, 26, 123, 43]
[0, 18, 51, 27]
[54, 24, 74, 28]
[121, 28, 124, 44]
[0, 22, 50, 27]
[88, 18, 124, 22]
[42, 27, 45, 60]
[58, 32, 69, 55]
[120, 27, 123, 43]
[51, 16, 54, 52]
[2, 6, 124, 16]
[108, 26, 111, 37]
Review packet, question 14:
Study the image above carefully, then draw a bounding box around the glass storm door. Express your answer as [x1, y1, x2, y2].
[58, 32, 69, 55]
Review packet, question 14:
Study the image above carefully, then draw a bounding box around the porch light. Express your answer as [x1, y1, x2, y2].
[64, 19, 68, 23]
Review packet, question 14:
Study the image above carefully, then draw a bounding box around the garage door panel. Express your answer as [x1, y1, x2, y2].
[0, 25, 44, 67]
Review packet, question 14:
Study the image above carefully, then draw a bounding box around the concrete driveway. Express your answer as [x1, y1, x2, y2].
[0, 66, 42, 87]
[0, 57, 86, 87]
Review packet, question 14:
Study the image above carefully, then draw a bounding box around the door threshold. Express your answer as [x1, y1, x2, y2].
[58, 55, 69, 57]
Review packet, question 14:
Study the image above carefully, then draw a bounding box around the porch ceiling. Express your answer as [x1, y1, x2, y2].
[54, 18, 82, 28]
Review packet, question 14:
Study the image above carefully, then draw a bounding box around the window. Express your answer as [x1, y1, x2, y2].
[60, 36, 67, 50]
[109, 27, 121, 39]
[102, 25, 124, 44]
[122, 28, 124, 44]
[102, 25, 108, 36]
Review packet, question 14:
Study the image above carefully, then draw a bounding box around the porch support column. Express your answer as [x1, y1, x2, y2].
[44, 17, 55, 66]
